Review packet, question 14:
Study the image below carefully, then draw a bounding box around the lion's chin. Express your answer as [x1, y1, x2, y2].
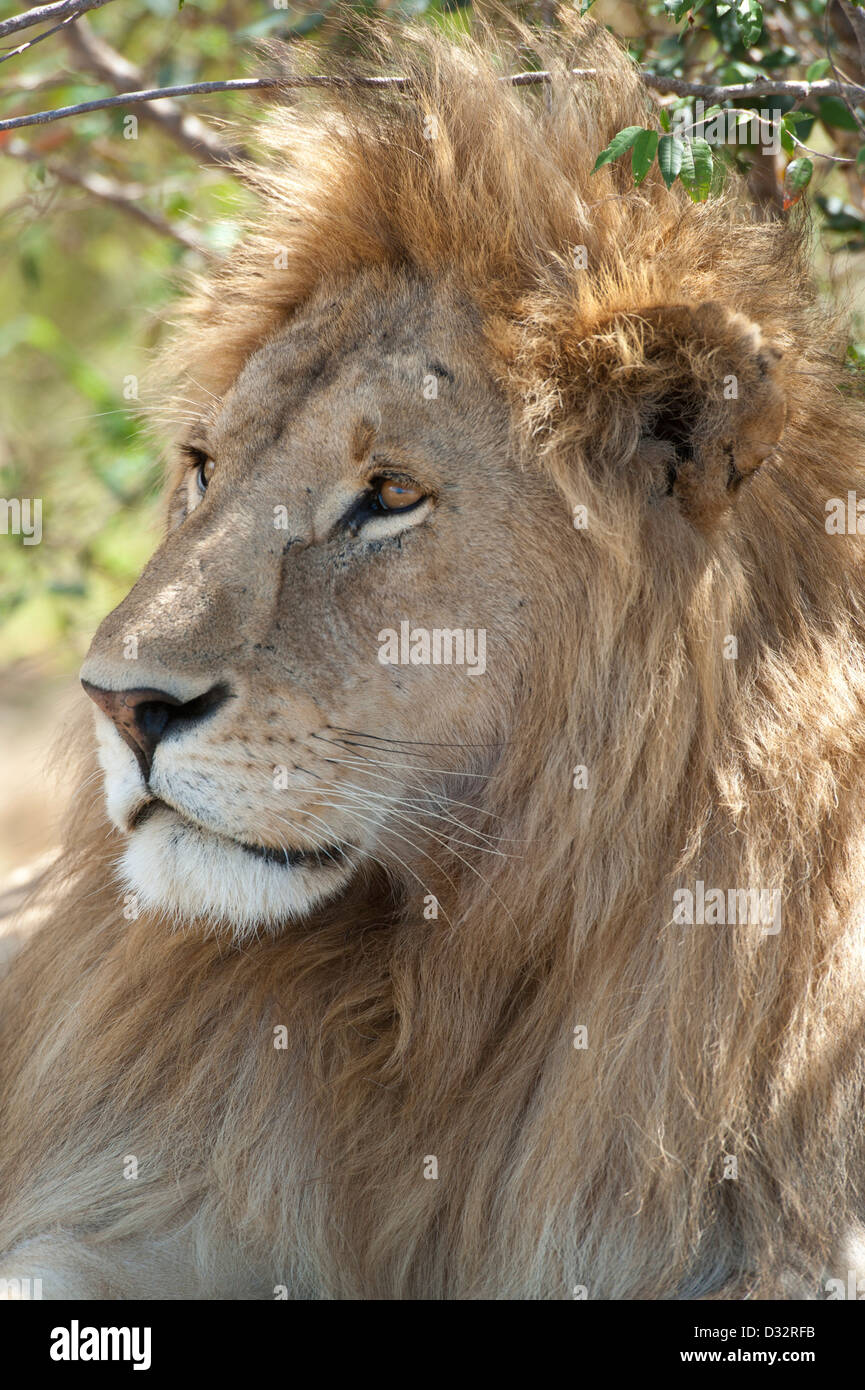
[119, 805, 352, 935]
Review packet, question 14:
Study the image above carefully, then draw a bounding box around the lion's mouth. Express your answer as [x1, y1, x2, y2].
[130, 798, 346, 870]
[236, 839, 346, 869]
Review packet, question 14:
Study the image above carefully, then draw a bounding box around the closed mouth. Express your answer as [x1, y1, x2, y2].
[238, 840, 345, 869]
[130, 798, 346, 870]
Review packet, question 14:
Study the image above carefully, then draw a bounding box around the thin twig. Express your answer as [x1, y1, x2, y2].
[0, 9, 79, 64]
[0, 70, 863, 137]
[825, 0, 865, 138]
[0, 78, 273, 134]
[63, 16, 242, 167]
[789, 133, 855, 163]
[0, 0, 116, 42]
[7, 136, 214, 256]
[0, 70, 77, 95]
[843, 0, 865, 70]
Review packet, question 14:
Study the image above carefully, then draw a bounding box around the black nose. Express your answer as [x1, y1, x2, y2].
[81, 680, 229, 780]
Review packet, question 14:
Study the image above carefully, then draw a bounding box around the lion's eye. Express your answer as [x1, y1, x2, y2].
[338, 472, 432, 536]
[197, 457, 216, 494]
[180, 443, 215, 502]
[375, 479, 425, 511]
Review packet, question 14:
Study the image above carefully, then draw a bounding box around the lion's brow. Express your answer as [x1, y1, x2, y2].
[350, 416, 378, 463]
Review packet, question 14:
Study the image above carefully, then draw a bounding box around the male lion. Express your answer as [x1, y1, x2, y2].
[2, 15, 865, 1301]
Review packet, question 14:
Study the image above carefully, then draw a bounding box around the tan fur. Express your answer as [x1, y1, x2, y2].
[2, 13, 865, 1299]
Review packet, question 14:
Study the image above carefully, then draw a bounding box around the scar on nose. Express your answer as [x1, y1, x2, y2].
[350, 416, 378, 462]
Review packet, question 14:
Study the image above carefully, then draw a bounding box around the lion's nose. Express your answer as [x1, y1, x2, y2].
[81, 681, 230, 780]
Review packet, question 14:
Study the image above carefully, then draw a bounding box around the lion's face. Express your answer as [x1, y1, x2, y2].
[81, 269, 563, 930]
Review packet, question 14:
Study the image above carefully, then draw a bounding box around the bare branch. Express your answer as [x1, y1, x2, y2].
[0, 10, 79, 65]
[0, 69, 79, 94]
[641, 73, 865, 102]
[842, 0, 865, 70]
[788, 134, 855, 164]
[63, 17, 242, 168]
[0, 77, 275, 135]
[0, 0, 116, 42]
[1, 70, 864, 138]
[824, 0, 865, 139]
[7, 136, 214, 257]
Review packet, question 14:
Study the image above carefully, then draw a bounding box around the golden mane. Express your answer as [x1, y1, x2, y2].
[2, 12, 865, 1299]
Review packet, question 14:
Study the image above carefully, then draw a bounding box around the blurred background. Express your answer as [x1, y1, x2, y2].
[1, 0, 864, 883]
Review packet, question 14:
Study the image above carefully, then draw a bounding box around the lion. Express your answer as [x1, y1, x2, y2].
[1, 13, 865, 1301]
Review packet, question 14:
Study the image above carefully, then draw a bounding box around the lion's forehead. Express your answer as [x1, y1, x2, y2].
[202, 273, 485, 470]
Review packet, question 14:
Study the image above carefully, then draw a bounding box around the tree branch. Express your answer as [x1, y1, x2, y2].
[841, 0, 865, 74]
[0, 69, 79, 94]
[641, 73, 865, 102]
[7, 136, 214, 256]
[0, 0, 116, 42]
[62, 16, 242, 167]
[1, 70, 863, 137]
[0, 10, 79, 65]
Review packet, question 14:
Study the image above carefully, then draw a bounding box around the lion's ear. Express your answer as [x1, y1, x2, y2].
[629, 302, 787, 530]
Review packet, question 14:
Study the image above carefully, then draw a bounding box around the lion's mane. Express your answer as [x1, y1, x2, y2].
[2, 14, 865, 1299]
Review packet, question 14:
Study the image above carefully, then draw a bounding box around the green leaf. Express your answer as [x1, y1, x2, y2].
[720, 61, 763, 84]
[679, 137, 713, 201]
[735, 0, 763, 47]
[786, 158, 813, 191]
[631, 128, 659, 185]
[783, 157, 813, 209]
[659, 107, 672, 134]
[857, 146, 865, 178]
[819, 96, 861, 132]
[592, 126, 645, 174]
[780, 113, 807, 154]
[658, 133, 685, 188]
[762, 45, 799, 71]
[806, 59, 830, 82]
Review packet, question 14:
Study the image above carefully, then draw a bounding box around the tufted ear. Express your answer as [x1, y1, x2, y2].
[624, 302, 787, 531]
